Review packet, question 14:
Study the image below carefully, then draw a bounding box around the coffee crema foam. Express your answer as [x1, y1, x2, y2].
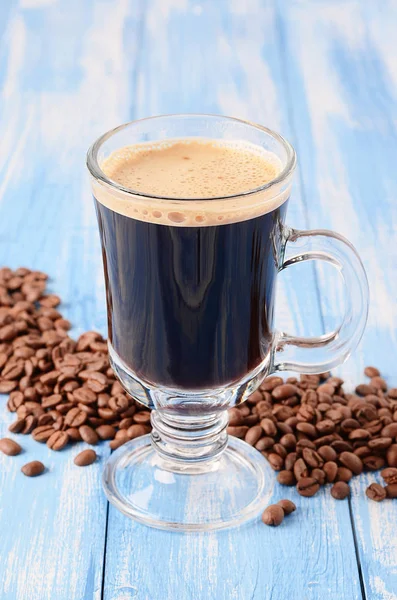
[92, 138, 292, 226]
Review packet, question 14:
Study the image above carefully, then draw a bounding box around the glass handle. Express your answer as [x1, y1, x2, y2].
[272, 227, 369, 374]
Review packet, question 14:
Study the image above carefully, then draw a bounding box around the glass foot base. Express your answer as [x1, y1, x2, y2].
[102, 435, 270, 532]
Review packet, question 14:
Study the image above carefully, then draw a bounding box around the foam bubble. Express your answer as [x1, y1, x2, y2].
[92, 138, 292, 226]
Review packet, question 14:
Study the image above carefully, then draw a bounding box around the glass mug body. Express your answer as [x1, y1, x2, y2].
[87, 114, 368, 531]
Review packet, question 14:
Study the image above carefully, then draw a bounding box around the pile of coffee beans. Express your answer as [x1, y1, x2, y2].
[228, 369, 397, 503]
[0, 267, 151, 475]
[0, 266, 396, 510]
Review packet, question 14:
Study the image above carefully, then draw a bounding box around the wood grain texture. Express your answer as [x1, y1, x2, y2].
[103, 2, 362, 599]
[0, 0, 396, 599]
[278, 1, 397, 598]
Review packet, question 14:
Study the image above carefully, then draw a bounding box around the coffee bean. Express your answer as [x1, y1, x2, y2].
[366, 483, 386, 502]
[348, 429, 371, 441]
[364, 366, 380, 378]
[284, 452, 297, 471]
[260, 418, 277, 437]
[381, 467, 397, 484]
[296, 422, 317, 438]
[262, 504, 284, 526]
[228, 408, 244, 426]
[109, 438, 127, 450]
[297, 477, 320, 497]
[371, 376, 387, 391]
[331, 441, 353, 454]
[336, 467, 353, 483]
[381, 423, 397, 438]
[316, 419, 335, 435]
[227, 425, 249, 439]
[317, 445, 337, 462]
[47, 430, 69, 451]
[74, 449, 97, 467]
[339, 452, 363, 475]
[79, 425, 99, 445]
[294, 458, 309, 480]
[64, 407, 87, 428]
[133, 411, 151, 424]
[331, 481, 350, 499]
[8, 418, 26, 433]
[356, 384, 376, 396]
[363, 455, 385, 471]
[96, 425, 116, 440]
[245, 425, 263, 446]
[21, 460, 45, 477]
[21, 415, 37, 434]
[302, 448, 323, 469]
[279, 433, 296, 450]
[267, 453, 284, 471]
[277, 470, 296, 486]
[385, 483, 397, 498]
[296, 439, 316, 452]
[368, 437, 392, 451]
[272, 384, 299, 400]
[277, 499, 296, 515]
[66, 427, 82, 442]
[323, 461, 338, 483]
[32, 425, 54, 442]
[255, 437, 274, 451]
[0, 437, 22, 456]
[311, 468, 326, 485]
[387, 444, 397, 467]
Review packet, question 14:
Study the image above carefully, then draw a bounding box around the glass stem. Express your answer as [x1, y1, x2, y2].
[150, 409, 229, 470]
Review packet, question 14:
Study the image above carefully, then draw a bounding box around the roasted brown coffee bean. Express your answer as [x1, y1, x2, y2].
[255, 437, 274, 451]
[294, 458, 309, 480]
[296, 422, 317, 438]
[227, 425, 249, 439]
[74, 449, 97, 467]
[348, 429, 371, 441]
[366, 483, 387, 502]
[47, 430, 69, 451]
[65, 427, 82, 442]
[277, 499, 296, 515]
[331, 441, 353, 453]
[368, 437, 392, 451]
[356, 384, 376, 396]
[0, 380, 17, 393]
[21, 460, 45, 477]
[354, 446, 372, 459]
[108, 394, 129, 414]
[32, 425, 55, 442]
[387, 444, 397, 467]
[109, 438, 127, 450]
[21, 415, 37, 434]
[127, 424, 149, 439]
[0, 437, 22, 456]
[261, 376, 283, 392]
[245, 425, 263, 446]
[297, 477, 320, 497]
[96, 425, 116, 440]
[79, 425, 99, 445]
[381, 467, 397, 484]
[260, 418, 277, 437]
[385, 483, 397, 498]
[381, 423, 397, 438]
[277, 470, 296, 486]
[323, 461, 338, 483]
[339, 452, 363, 475]
[73, 387, 97, 405]
[272, 384, 299, 400]
[315, 419, 335, 435]
[279, 433, 296, 450]
[65, 407, 87, 427]
[133, 411, 151, 425]
[284, 452, 297, 471]
[265, 453, 283, 470]
[115, 429, 131, 442]
[371, 376, 387, 391]
[336, 467, 353, 483]
[7, 391, 24, 412]
[98, 407, 118, 420]
[8, 418, 26, 433]
[311, 468, 326, 485]
[272, 405, 295, 421]
[262, 504, 284, 526]
[317, 446, 337, 462]
[363, 455, 385, 471]
[302, 448, 323, 469]
[228, 408, 243, 426]
[42, 394, 62, 409]
[331, 481, 350, 500]
[364, 366, 380, 378]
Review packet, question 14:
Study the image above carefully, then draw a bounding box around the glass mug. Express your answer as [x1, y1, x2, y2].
[87, 115, 368, 531]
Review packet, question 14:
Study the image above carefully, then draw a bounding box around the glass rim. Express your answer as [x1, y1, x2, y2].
[86, 113, 297, 202]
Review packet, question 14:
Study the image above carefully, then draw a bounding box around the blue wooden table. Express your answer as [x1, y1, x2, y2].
[0, 1, 396, 598]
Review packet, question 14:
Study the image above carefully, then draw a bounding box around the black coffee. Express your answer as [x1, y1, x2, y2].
[94, 139, 288, 390]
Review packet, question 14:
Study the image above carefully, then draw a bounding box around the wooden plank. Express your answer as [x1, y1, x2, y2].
[0, 1, 144, 598]
[278, 0, 397, 598]
[102, 2, 362, 599]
